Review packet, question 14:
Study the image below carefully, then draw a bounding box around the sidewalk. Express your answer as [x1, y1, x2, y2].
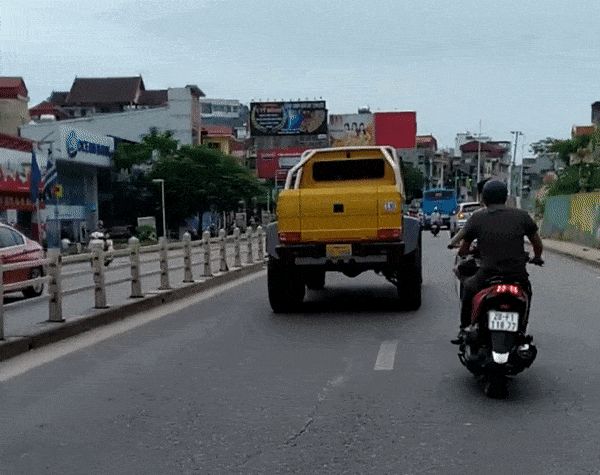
[540, 238, 600, 268]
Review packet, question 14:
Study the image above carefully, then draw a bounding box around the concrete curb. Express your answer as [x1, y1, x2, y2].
[0, 262, 266, 362]
[541, 244, 600, 269]
[527, 241, 600, 269]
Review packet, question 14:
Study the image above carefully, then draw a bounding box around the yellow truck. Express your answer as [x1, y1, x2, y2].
[265, 146, 422, 312]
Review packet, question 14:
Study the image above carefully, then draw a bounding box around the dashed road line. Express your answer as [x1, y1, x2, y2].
[374, 339, 398, 371]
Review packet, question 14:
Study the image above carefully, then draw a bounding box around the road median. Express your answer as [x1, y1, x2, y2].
[0, 262, 265, 362]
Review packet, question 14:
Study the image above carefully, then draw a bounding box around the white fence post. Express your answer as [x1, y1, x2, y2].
[47, 248, 64, 322]
[91, 241, 108, 309]
[46, 248, 65, 322]
[256, 225, 265, 261]
[233, 227, 242, 268]
[129, 236, 143, 298]
[0, 261, 4, 340]
[183, 232, 194, 283]
[158, 236, 171, 290]
[246, 228, 254, 264]
[219, 229, 228, 273]
[203, 231, 212, 277]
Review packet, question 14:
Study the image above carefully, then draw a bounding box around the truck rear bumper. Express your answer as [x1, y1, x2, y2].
[275, 241, 405, 267]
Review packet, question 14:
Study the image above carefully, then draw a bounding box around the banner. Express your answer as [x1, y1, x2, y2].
[250, 101, 327, 136]
[59, 126, 114, 167]
[329, 114, 375, 147]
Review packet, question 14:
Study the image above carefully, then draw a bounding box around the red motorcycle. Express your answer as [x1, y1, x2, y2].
[454, 250, 541, 398]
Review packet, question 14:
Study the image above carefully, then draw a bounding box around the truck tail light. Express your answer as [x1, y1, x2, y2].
[279, 232, 301, 243]
[377, 228, 401, 240]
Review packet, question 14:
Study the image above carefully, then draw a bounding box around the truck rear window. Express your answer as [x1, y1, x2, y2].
[312, 159, 385, 181]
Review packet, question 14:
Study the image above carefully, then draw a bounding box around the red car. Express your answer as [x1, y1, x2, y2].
[0, 223, 45, 298]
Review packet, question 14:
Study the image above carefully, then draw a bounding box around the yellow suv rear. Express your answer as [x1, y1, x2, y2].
[265, 146, 422, 312]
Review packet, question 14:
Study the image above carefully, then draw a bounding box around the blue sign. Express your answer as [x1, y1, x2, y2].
[65, 130, 112, 159]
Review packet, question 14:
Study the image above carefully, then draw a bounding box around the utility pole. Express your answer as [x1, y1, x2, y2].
[476, 120, 482, 186]
[508, 131, 523, 196]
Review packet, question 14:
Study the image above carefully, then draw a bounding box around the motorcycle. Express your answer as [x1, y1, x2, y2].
[88, 230, 114, 266]
[453, 247, 540, 398]
[430, 222, 441, 237]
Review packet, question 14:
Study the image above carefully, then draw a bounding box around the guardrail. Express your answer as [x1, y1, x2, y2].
[0, 226, 266, 340]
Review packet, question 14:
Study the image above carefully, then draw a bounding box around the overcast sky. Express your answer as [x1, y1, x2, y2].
[2, 0, 600, 158]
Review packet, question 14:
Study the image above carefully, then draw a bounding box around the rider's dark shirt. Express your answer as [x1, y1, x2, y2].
[462, 204, 538, 275]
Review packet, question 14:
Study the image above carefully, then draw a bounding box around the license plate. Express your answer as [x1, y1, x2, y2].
[326, 244, 352, 258]
[488, 311, 519, 332]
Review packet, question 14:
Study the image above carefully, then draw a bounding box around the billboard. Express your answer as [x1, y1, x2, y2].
[250, 101, 327, 136]
[256, 147, 308, 180]
[329, 114, 375, 147]
[374, 112, 417, 149]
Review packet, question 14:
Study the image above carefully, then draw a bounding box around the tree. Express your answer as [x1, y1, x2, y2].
[113, 128, 179, 171]
[401, 162, 424, 201]
[113, 131, 266, 229]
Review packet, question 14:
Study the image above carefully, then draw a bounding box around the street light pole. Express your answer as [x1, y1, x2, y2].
[509, 131, 523, 196]
[476, 120, 482, 186]
[152, 179, 166, 239]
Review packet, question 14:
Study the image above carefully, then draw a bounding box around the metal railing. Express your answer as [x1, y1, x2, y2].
[0, 226, 266, 340]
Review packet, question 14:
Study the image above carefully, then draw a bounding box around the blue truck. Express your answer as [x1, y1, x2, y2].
[421, 188, 458, 229]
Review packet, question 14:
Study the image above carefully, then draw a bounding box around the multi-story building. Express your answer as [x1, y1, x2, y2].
[28, 77, 204, 145]
[0, 77, 30, 136]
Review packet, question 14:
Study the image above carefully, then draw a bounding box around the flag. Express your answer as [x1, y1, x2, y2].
[43, 149, 58, 201]
[30, 149, 42, 203]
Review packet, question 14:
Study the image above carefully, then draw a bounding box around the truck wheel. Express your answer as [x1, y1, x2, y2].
[305, 270, 325, 290]
[397, 240, 422, 310]
[268, 257, 305, 313]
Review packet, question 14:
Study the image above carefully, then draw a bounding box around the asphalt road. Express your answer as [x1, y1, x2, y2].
[1, 232, 599, 474]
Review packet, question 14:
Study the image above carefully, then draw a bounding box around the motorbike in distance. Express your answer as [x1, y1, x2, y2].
[451, 241, 543, 398]
[430, 222, 441, 237]
[88, 230, 114, 266]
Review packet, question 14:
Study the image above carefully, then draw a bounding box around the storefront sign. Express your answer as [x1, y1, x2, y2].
[0, 194, 39, 211]
[60, 126, 113, 167]
[43, 204, 86, 220]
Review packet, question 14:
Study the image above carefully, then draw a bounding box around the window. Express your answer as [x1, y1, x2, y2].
[424, 190, 455, 200]
[0, 228, 21, 248]
[201, 103, 213, 114]
[312, 159, 385, 181]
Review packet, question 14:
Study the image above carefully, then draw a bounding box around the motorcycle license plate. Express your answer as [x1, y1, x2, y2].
[326, 244, 352, 258]
[488, 311, 519, 332]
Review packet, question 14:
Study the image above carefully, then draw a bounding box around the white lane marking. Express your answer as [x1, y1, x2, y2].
[374, 339, 398, 371]
[0, 271, 266, 382]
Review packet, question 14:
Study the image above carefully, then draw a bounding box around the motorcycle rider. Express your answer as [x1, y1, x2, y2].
[430, 207, 442, 228]
[452, 180, 544, 344]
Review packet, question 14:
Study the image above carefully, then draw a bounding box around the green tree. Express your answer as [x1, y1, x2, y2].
[401, 162, 424, 201]
[113, 131, 266, 229]
[114, 128, 179, 171]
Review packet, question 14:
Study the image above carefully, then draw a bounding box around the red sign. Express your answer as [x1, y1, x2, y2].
[374, 112, 417, 149]
[256, 147, 309, 180]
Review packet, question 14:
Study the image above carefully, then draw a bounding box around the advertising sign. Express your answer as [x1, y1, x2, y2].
[329, 113, 375, 147]
[250, 101, 327, 136]
[60, 126, 114, 167]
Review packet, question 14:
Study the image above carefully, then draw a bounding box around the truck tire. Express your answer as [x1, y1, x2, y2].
[268, 257, 305, 313]
[397, 238, 422, 310]
[305, 270, 325, 290]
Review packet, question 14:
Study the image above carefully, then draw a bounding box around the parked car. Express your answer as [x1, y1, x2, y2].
[449, 201, 482, 237]
[0, 223, 45, 298]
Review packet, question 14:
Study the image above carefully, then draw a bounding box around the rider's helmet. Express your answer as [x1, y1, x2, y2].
[481, 180, 508, 206]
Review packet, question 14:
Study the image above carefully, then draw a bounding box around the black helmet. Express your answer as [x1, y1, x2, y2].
[482, 180, 508, 205]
